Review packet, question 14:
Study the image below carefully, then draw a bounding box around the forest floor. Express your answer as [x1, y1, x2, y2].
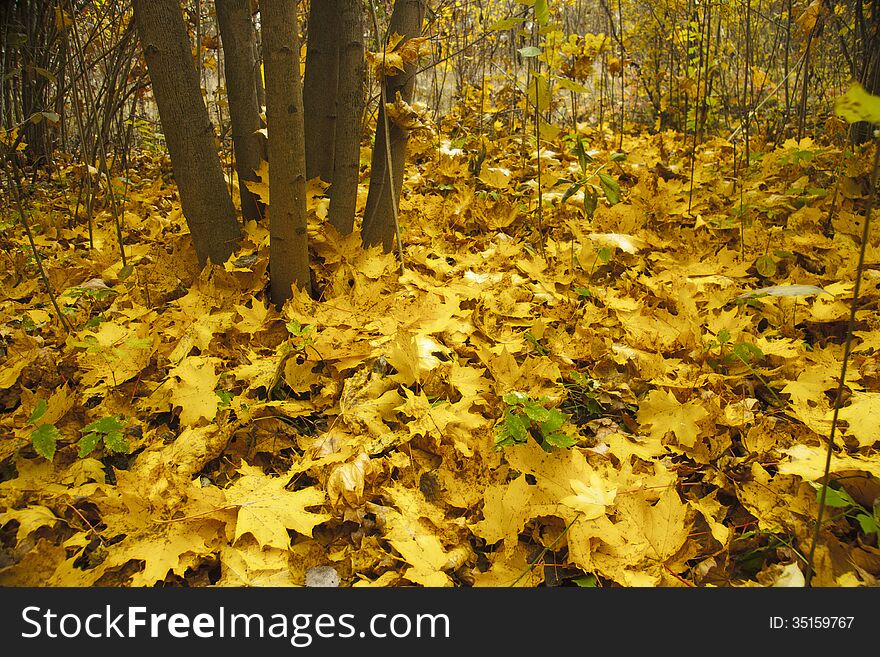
[1, 121, 879, 587]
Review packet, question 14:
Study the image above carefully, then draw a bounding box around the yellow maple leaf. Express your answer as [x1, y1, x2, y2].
[365, 33, 428, 78]
[778, 444, 880, 481]
[218, 538, 297, 586]
[781, 366, 835, 436]
[372, 502, 452, 587]
[233, 296, 269, 334]
[169, 356, 220, 426]
[838, 392, 880, 448]
[244, 159, 270, 205]
[688, 493, 730, 545]
[637, 389, 708, 447]
[559, 470, 617, 519]
[592, 487, 690, 584]
[326, 452, 372, 510]
[0, 505, 59, 548]
[478, 166, 512, 189]
[471, 476, 533, 552]
[225, 463, 330, 550]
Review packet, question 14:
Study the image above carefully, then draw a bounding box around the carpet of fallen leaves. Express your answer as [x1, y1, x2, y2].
[2, 116, 879, 587]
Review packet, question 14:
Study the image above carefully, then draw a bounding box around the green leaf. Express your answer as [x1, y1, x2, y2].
[539, 409, 566, 433]
[598, 172, 620, 204]
[834, 80, 880, 126]
[35, 68, 57, 84]
[83, 415, 125, 435]
[732, 342, 764, 363]
[523, 403, 552, 423]
[597, 246, 612, 264]
[574, 286, 591, 298]
[126, 337, 153, 350]
[755, 254, 777, 277]
[818, 485, 855, 509]
[543, 431, 577, 449]
[3, 66, 22, 82]
[77, 432, 102, 458]
[216, 389, 234, 407]
[561, 180, 586, 204]
[573, 574, 598, 587]
[534, 0, 549, 26]
[103, 430, 130, 454]
[503, 391, 529, 406]
[28, 399, 48, 424]
[583, 188, 598, 216]
[518, 46, 542, 58]
[856, 513, 879, 536]
[571, 137, 593, 172]
[31, 424, 60, 460]
[8, 32, 27, 47]
[610, 151, 628, 162]
[503, 412, 529, 443]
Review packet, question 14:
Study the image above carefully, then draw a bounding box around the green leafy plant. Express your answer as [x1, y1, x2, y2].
[561, 136, 623, 219]
[704, 329, 782, 405]
[705, 329, 764, 368]
[495, 391, 576, 451]
[286, 318, 316, 351]
[60, 282, 118, 320]
[731, 528, 808, 578]
[78, 415, 129, 458]
[561, 372, 606, 423]
[26, 399, 61, 460]
[815, 482, 880, 547]
[524, 330, 549, 356]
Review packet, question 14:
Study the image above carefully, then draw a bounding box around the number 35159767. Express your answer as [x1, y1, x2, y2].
[770, 617, 854, 629]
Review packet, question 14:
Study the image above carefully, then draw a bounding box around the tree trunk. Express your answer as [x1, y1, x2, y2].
[132, 0, 241, 265]
[327, 0, 365, 235]
[18, 1, 56, 167]
[261, 0, 311, 304]
[253, 24, 266, 109]
[361, 0, 426, 252]
[216, 0, 265, 222]
[302, 0, 339, 182]
[851, 1, 880, 146]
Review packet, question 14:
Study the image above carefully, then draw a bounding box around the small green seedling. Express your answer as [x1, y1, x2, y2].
[78, 415, 129, 458]
[496, 391, 576, 451]
[561, 137, 622, 219]
[27, 399, 61, 460]
[815, 482, 880, 547]
[286, 318, 315, 351]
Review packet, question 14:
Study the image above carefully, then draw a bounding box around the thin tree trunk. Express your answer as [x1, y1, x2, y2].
[261, 0, 310, 304]
[303, 0, 339, 182]
[328, 0, 364, 235]
[253, 24, 266, 109]
[851, 0, 880, 145]
[132, 0, 240, 265]
[361, 0, 426, 252]
[216, 0, 265, 222]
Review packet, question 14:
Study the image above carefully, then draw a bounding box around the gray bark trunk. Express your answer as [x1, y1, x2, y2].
[132, 0, 240, 265]
[216, 0, 265, 222]
[360, 0, 426, 251]
[261, 0, 311, 304]
[302, 0, 339, 182]
[327, 0, 365, 235]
